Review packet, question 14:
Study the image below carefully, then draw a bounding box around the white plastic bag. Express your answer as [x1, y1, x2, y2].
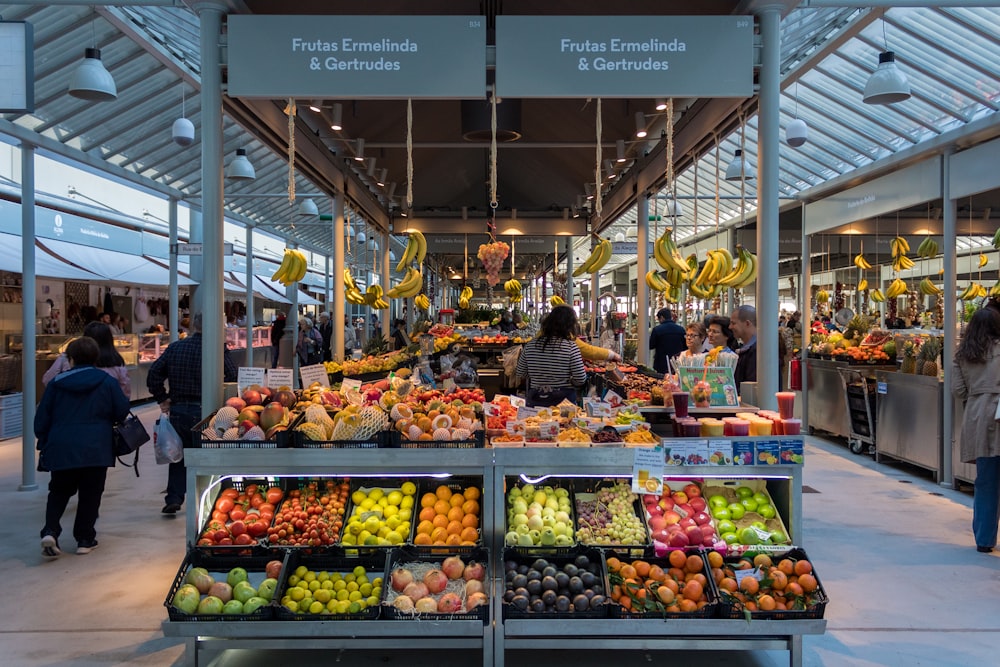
[154, 417, 184, 465]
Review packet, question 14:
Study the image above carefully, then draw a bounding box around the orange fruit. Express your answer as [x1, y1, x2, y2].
[647, 565, 666, 582]
[427, 409, 440, 420]
[794, 559, 813, 576]
[798, 573, 818, 593]
[753, 554, 773, 569]
[417, 433, 433, 441]
[418, 507, 437, 522]
[718, 577, 738, 593]
[435, 485, 453, 501]
[678, 598, 698, 612]
[706, 551, 724, 569]
[655, 586, 675, 605]
[605, 557, 621, 574]
[413, 533, 432, 545]
[417, 417, 432, 433]
[770, 570, 788, 591]
[785, 582, 804, 597]
[461, 513, 478, 528]
[682, 580, 703, 601]
[463, 486, 481, 501]
[416, 520, 434, 535]
[460, 526, 479, 542]
[420, 493, 437, 508]
[685, 555, 704, 573]
[462, 500, 480, 516]
[660, 578, 679, 595]
[447, 506, 464, 522]
[668, 567, 686, 582]
[619, 564, 637, 580]
[446, 520, 463, 535]
[449, 493, 465, 508]
[633, 561, 651, 578]
[445, 533, 462, 546]
[430, 526, 448, 543]
[431, 514, 449, 529]
[758, 594, 776, 611]
[433, 499, 451, 516]
[739, 577, 760, 595]
[777, 559, 795, 576]
[668, 550, 687, 569]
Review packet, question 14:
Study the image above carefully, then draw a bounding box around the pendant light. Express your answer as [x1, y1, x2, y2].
[226, 148, 256, 180]
[329, 103, 343, 131]
[68, 47, 117, 101]
[297, 198, 319, 217]
[785, 81, 808, 147]
[725, 149, 754, 181]
[863, 51, 911, 104]
[171, 85, 194, 146]
[634, 111, 648, 138]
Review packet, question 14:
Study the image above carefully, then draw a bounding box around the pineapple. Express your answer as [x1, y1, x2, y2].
[843, 314, 870, 344]
[919, 337, 941, 377]
[901, 340, 916, 374]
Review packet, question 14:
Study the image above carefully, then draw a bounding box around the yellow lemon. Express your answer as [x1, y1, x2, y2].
[368, 488, 384, 502]
[401, 481, 417, 495]
[387, 490, 403, 506]
[351, 490, 366, 505]
[400, 495, 414, 509]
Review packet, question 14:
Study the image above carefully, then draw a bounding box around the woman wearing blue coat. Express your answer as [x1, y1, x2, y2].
[35, 336, 130, 558]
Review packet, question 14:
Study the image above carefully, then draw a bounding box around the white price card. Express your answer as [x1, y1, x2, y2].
[603, 389, 624, 408]
[516, 406, 540, 420]
[237, 367, 266, 393]
[483, 402, 499, 417]
[267, 368, 294, 390]
[631, 446, 664, 494]
[299, 364, 330, 389]
[340, 377, 363, 392]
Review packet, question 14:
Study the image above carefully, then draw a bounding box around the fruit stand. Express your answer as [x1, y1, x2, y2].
[163, 444, 824, 667]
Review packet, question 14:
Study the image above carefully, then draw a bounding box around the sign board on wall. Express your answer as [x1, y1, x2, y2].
[227, 15, 487, 98]
[0, 21, 33, 113]
[495, 15, 754, 98]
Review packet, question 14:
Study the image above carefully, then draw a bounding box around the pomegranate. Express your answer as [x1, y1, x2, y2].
[392, 595, 415, 612]
[437, 593, 463, 613]
[391, 568, 414, 592]
[462, 561, 486, 582]
[465, 579, 484, 596]
[441, 556, 466, 580]
[402, 581, 429, 600]
[414, 597, 438, 613]
[466, 592, 489, 610]
[423, 569, 448, 594]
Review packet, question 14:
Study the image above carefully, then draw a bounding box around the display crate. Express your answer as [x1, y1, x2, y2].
[381, 545, 490, 623]
[572, 478, 650, 556]
[193, 477, 283, 557]
[415, 476, 484, 551]
[501, 547, 609, 619]
[273, 549, 387, 621]
[288, 413, 385, 449]
[269, 478, 352, 554]
[385, 428, 486, 449]
[193, 412, 298, 448]
[717, 548, 828, 620]
[504, 478, 577, 556]
[339, 480, 417, 552]
[697, 478, 792, 554]
[602, 549, 719, 619]
[164, 549, 290, 622]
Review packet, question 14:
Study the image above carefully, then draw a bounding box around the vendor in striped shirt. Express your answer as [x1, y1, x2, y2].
[516, 306, 605, 408]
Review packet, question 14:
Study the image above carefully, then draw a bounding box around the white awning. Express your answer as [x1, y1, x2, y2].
[0, 233, 103, 281]
[37, 238, 196, 286]
[254, 275, 323, 306]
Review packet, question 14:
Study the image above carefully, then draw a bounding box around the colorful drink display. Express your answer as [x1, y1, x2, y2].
[775, 392, 796, 420]
[671, 392, 689, 418]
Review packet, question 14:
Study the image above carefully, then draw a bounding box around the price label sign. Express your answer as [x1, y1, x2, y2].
[631, 446, 664, 494]
[340, 377, 363, 392]
[237, 367, 266, 393]
[267, 368, 294, 390]
[299, 364, 330, 389]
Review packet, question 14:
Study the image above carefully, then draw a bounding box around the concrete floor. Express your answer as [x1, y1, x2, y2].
[1, 401, 999, 666]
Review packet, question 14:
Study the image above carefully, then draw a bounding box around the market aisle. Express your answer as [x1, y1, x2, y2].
[1, 408, 999, 666]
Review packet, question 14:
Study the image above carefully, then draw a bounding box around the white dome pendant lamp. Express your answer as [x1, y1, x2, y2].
[68, 47, 117, 101]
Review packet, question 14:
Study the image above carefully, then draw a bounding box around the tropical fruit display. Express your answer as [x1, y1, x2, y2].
[341, 482, 418, 547]
[383, 548, 489, 618]
[267, 480, 350, 548]
[167, 555, 286, 620]
[414, 483, 482, 547]
[717, 549, 827, 618]
[201, 387, 298, 443]
[605, 550, 717, 617]
[197, 481, 284, 550]
[277, 559, 384, 618]
[501, 550, 607, 616]
[504, 482, 575, 548]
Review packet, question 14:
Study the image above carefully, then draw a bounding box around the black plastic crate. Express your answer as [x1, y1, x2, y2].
[192, 477, 284, 556]
[164, 550, 290, 622]
[384, 428, 486, 449]
[501, 547, 608, 619]
[414, 476, 485, 551]
[381, 545, 490, 623]
[193, 412, 298, 448]
[603, 549, 719, 619]
[273, 549, 387, 620]
[572, 478, 651, 556]
[716, 547, 828, 620]
[285, 411, 384, 449]
[339, 480, 419, 551]
[503, 478, 577, 556]
[268, 478, 352, 553]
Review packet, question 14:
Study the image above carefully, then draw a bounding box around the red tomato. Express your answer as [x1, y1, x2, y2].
[258, 503, 275, 515]
[247, 521, 268, 538]
[197, 538, 214, 546]
[245, 484, 259, 495]
[249, 494, 265, 509]
[233, 533, 254, 545]
[220, 488, 239, 500]
[229, 520, 247, 536]
[266, 487, 284, 504]
[215, 497, 235, 514]
[212, 510, 229, 524]
[229, 507, 247, 522]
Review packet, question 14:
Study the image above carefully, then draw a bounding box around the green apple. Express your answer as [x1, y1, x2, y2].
[197, 595, 225, 615]
[222, 599, 244, 615]
[172, 584, 201, 615]
[545, 497, 560, 511]
[735, 486, 754, 499]
[505, 531, 519, 546]
[752, 492, 770, 507]
[227, 567, 249, 588]
[757, 504, 776, 519]
[555, 488, 569, 498]
[716, 519, 737, 535]
[727, 503, 746, 520]
[554, 534, 573, 546]
[711, 508, 731, 522]
[242, 596, 268, 615]
[512, 513, 529, 527]
[533, 491, 548, 506]
[708, 495, 729, 509]
[520, 484, 536, 498]
[517, 532, 534, 547]
[256, 578, 278, 602]
[232, 580, 257, 604]
[512, 499, 528, 515]
[740, 497, 759, 513]
[527, 515, 544, 530]
[738, 527, 761, 545]
[529, 529, 541, 543]
[539, 527, 556, 546]
[721, 532, 740, 545]
[516, 523, 530, 535]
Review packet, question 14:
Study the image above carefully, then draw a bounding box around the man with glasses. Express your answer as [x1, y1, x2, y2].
[729, 305, 758, 389]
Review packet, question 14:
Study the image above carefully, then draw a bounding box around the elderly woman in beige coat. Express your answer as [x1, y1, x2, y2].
[952, 307, 1000, 553]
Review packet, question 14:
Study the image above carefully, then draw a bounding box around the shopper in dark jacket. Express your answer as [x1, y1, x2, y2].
[648, 308, 686, 373]
[730, 305, 758, 390]
[317, 311, 334, 362]
[270, 311, 286, 368]
[36, 336, 130, 558]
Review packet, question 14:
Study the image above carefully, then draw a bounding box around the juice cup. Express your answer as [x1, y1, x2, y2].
[672, 392, 690, 418]
[750, 419, 773, 436]
[772, 418, 784, 435]
[776, 392, 796, 420]
[730, 419, 750, 436]
[782, 418, 801, 435]
[683, 420, 702, 437]
[701, 420, 725, 437]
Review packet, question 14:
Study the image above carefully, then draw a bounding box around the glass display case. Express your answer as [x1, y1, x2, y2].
[139, 333, 170, 363]
[113, 334, 138, 366]
[5, 333, 74, 360]
[225, 326, 271, 350]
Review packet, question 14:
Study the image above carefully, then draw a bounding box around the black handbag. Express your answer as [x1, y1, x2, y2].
[113, 412, 150, 477]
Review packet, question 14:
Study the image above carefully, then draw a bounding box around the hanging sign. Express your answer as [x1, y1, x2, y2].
[676, 367, 739, 407]
[237, 367, 266, 393]
[227, 15, 487, 98]
[495, 15, 753, 98]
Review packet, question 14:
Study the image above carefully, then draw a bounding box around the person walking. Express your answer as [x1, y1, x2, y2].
[296, 317, 323, 366]
[730, 305, 758, 389]
[83, 321, 131, 398]
[36, 336, 130, 558]
[515, 306, 588, 408]
[270, 311, 286, 368]
[147, 312, 237, 515]
[952, 307, 1000, 553]
[317, 311, 334, 362]
[648, 308, 686, 373]
[344, 315, 358, 358]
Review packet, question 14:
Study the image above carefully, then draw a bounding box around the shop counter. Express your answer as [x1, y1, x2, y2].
[873, 370, 942, 479]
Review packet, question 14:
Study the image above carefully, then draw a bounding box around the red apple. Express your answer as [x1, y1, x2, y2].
[663, 510, 681, 525]
[689, 497, 708, 513]
[647, 504, 664, 518]
[683, 483, 702, 499]
[676, 503, 694, 517]
[679, 517, 697, 530]
[642, 494, 660, 505]
[648, 515, 668, 533]
[650, 528, 670, 543]
[692, 511, 713, 526]
[684, 524, 704, 545]
[667, 531, 690, 548]
[672, 491, 689, 505]
[658, 497, 675, 511]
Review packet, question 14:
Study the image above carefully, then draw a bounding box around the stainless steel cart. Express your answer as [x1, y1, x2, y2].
[838, 367, 877, 455]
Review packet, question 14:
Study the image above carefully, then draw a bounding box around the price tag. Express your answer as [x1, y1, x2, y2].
[267, 368, 293, 390]
[508, 395, 526, 408]
[877, 381, 887, 395]
[631, 446, 664, 494]
[539, 420, 560, 438]
[733, 567, 761, 584]
[237, 367, 266, 393]
[299, 364, 330, 388]
[603, 389, 624, 408]
[341, 377, 363, 392]
[483, 402, 500, 417]
[516, 406, 540, 420]
[506, 420, 525, 435]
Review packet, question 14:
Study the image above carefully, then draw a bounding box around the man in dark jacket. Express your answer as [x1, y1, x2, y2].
[649, 308, 686, 373]
[36, 337, 130, 558]
[317, 311, 334, 362]
[730, 305, 758, 390]
[148, 312, 237, 515]
[270, 311, 286, 368]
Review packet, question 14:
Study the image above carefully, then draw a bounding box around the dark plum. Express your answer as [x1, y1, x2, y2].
[541, 589, 557, 606]
[541, 575, 558, 591]
[574, 555, 590, 569]
[542, 566, 557, 578]
[512, 595, 529, 611]
[562, 563, 579, 577]
[589, 594, 606, 609]
[568, 576, 584, 594]
[572, 594, 590, 612]
[580, 571, 596, 588]
[532, 559, 549, 572]
[554, 572, 570, 589]
[555, 595, 571, 612]
[530, 598, 547, 613]
[512, 574, 527, 589]
[526, 579, 542, 596]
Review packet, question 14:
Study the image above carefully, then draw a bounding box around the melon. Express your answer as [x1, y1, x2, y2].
[222, 427, 240, 440]
[432, 428, 452, 441]
[390, 404, 413, 422]
[213, 406, 240, 435]
[408, 425, 425, 441]
[453, 428, 471, 441]
[242, 425, 265, 441]
[431, 414, 453, 430]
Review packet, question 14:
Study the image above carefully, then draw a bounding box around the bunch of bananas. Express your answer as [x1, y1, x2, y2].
[990, 282, 1000, 298]
[572, 238, 612, 277]
[816, 289, 830, 303]
[344, 270, 367, 305]
[653, 229, 690, 274]
[960, 282, 988, 301]
[363, 284, 389, 310]
[395, 231, 427, 273]
[716, 245, 758, 288]
[870, 289, 886, 303]
[916, 236, 939, 259]
[688, 282, 722, 300]
[853, 252, 872, 270]
[271, 248, 308, 286]
[386, 267, 423, 299]
[890, 236, 914, 271]
[692, 248, 733, 286]
[550, 295, 566, 307]
[644, 269, 669, 293]
[918, 277, 942, 295]
[885, 277, 908, 299]
[662, 285, 682, 303]
[858, 279, 869, 291]
[414, 294, 430, 311]
[458, 285, 473, 310]
[979, 253, 989, 268]
[504, 278, 523, 304]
